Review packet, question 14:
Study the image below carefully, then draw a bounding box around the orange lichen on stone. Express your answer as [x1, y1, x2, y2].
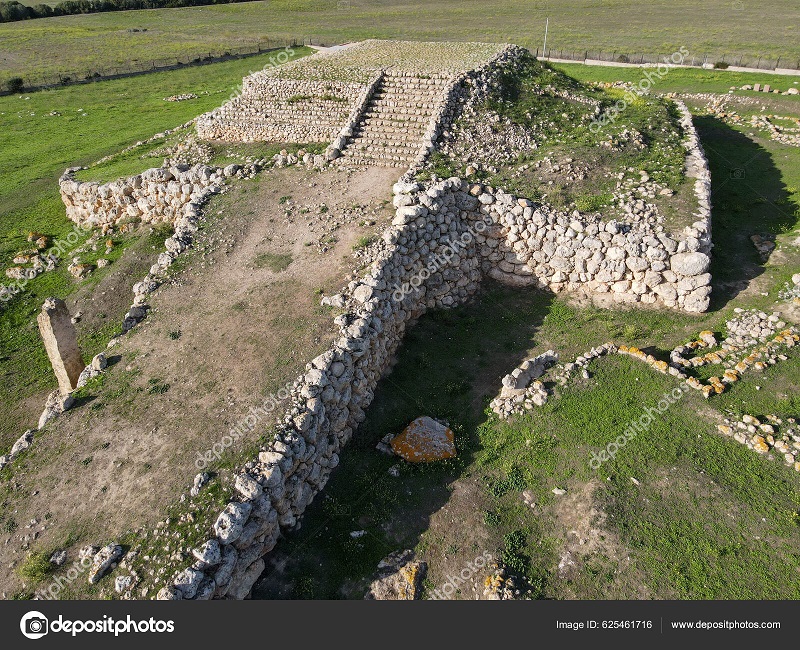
[723, 369, 739, 383]
[685, 377, 702, 389]
[752, 436, 770, 453]
[391, 416, 456, 462]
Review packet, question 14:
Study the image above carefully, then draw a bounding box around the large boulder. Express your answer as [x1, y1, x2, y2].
[390, 416, 456, 462]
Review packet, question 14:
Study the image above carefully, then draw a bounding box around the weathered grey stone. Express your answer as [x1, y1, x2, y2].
[670, 252, 710, 276]
[37, 297, 85, 393]
[213, 502, 252, 544]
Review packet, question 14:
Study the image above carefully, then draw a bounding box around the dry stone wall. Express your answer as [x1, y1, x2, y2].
[159, 132, 713, 599]
[59, 164, 226, 229]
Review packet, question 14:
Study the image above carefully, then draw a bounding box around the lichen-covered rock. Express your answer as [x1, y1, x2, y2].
[390, 417, 456, 462]
[364, 550, 427, 600]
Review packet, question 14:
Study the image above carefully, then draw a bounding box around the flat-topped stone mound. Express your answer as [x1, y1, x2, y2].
[195, 40, 508, 152]
[274, 40, 509, 79]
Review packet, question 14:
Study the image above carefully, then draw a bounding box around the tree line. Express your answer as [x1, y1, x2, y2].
[0, 0, 258, 22]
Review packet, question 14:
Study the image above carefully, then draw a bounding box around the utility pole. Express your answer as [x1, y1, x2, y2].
[543, 18, 549, 58]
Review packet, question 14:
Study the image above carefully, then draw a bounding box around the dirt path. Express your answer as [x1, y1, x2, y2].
[0, 164, 399, 596]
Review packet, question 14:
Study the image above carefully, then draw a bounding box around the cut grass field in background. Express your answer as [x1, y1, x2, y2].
[1, 0, 799, 85]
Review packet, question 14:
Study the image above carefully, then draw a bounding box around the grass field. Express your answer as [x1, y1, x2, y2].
[1, 0, 800, 86]
[0, 47, 311, 442]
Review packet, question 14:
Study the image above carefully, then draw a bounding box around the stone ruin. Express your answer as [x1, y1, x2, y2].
[43, 41, 719, 600]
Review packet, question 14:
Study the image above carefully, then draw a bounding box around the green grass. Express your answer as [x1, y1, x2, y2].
[352, 234, 377, 250]
[18, 551, 55, 582]
[551, 62, 800, 95]
[1, 1, 799, 85]
[253, 252, 293, 272]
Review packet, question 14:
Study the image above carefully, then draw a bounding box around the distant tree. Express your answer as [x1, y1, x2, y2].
[0, 1, 34, 22]
[31, 3, 54, 16]
[2, 0, 257, 22]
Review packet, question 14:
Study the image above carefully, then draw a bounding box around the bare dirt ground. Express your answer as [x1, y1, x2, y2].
[544, 479, 649, 600]
[0, 164, 399, 597]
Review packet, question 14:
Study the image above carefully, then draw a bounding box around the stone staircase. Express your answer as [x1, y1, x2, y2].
[338, 72, 452, 168]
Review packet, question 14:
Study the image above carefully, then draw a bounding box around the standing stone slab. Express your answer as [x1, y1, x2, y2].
[37, 297, 85, 394]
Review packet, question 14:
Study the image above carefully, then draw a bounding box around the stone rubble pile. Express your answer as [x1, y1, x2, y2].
[0, 430, 34, 472]
[364, 549, 426, 600]
[717, 414, 800, 472]
[482, 561, 530, 600]
[163, 93, 198, 102]
[778, 273, 800, 303]
[489, 350, 558, 418]
[437, 52, 600, 172]
[722, 308, 783, 348]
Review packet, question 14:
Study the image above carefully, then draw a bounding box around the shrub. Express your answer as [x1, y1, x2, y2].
[6, 77, 24, 93]
[714, 61, 730, 69]
[18, 551, 54, 582]
[353, 234, 377, 250]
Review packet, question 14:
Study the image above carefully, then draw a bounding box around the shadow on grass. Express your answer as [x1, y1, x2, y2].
[253, 282, 553, 599]
[694, 116, 797, 310]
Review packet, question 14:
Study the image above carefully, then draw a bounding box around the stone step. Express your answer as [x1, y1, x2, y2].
[340, 155, 414, 166]
[348, 144, 419, 156]
[349, 133, 421, 146]
[366, 99, 440, 110]
[359, 113, 430, 124]
[352, 124, 426, 135]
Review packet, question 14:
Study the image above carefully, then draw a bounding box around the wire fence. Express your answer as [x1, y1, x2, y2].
[0, 37, 321, 95]
[534, 48, 800, 72]
[4, 41, 799, 95]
